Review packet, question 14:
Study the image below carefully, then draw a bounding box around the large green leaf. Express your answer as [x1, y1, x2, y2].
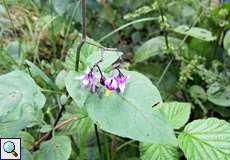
[34, 136, 71, 160]
[85, 70, 177, 145]
[140, 143, 179, 160]
[207, 83, 230, 107]
[178, 118, 230, 160]
[174, 25, 216, 41]
[134, 36, 185, 63]
[156, 102, 191, 129]
[86, 50, 123, 71]
[224, 31, 230, 55]
[0, 70, 46, 136]
[64, 35, 122, 71]
[65, 71, 90, 107]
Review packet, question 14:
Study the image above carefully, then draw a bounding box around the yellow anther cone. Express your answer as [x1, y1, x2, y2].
[105, 88, 112, 96]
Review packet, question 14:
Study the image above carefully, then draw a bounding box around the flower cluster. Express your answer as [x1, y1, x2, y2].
[76, 65, 128, 96]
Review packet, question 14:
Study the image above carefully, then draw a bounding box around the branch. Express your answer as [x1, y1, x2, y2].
[30, 116, 79, 151]
[75, 0, 87, 71]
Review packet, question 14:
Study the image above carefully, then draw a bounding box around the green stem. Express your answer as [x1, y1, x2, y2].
[75, 0, 87, 71]
[115, 140, 136, 153]
[157, 57, 174, 85]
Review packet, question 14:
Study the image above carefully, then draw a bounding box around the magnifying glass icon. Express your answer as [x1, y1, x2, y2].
[3, 141, 18, 157]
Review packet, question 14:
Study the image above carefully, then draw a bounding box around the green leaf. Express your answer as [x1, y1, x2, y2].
[6, 41, 20, 60]
[22, 148, 33, 160]
[65, 71, 90, 107]
[0, 70, 46, 136]
[157, 102, 191, 129]
[86, 70, 177, 145]
[207, 83, 230, 107]
[40, 125, 52, 133]
[53, 0, 81, 22]
[17, 131, 35, 150]
[134, 36, 185, 63]
[174, 25, 216, 41]
[178, 118, 230, 160]
[25, 60, 57, 90]
[140, 143, 179, 160]
[55, 70, 68, 90]
[64, 35, 122, 71]
[34, 136, 71, 160]
[57, 110, 92, 135]
[189, 85, 207, 101]
[224, 31, 230, 55]
[86, 50, 122, 71]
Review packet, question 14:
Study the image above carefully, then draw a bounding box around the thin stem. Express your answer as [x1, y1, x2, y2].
[75, 0, 87, 71]
[157, 1, 169, 50]
[94, 124, 102, 159]
[115, 140, 136, 153]
[82, 0, 87, 40]
[2, 0, 17, 35]
[157, 57, 174, 85]
[41, 89, 63, 95]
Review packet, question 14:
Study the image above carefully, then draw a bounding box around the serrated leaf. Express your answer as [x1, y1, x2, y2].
[34, 136, 71, 160]
[178, 118, 230, 160]
[134, 36, 185, 63]
[85, 70, 177, 145]
[174, 25, 216, 41]
[0, 70, 46, 136]
[140, 143, 179, 160]
[207, 83, 230, 107]
[157, 102, 191, 129]
[224, 31, 230, 55]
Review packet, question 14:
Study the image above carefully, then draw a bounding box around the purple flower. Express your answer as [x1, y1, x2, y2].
[115, 74, 128, 93]
[104, 77, 119, 91]
[75, 67, 98, 93]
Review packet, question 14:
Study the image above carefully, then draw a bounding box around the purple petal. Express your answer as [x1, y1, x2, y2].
[90, 84, 97, 93]
[105, 77, 118, 90]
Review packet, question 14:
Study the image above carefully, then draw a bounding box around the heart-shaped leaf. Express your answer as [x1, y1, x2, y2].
[85, 70, 177, 145]
[0, 70, 46, 136]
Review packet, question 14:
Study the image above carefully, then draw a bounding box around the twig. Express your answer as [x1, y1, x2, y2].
[94, 124, 102, 159]
[30, 116, 79, 151]
[75, 0, 87, 71]
[157, 57, 174, 85]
